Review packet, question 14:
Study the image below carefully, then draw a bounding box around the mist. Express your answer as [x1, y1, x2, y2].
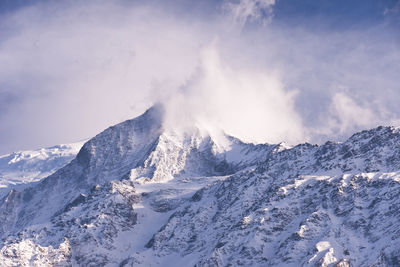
[0, 0, 399, 154]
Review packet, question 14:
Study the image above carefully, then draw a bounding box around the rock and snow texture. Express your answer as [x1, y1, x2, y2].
[0, 141, 84, 198]
[1, 106, 400, 266]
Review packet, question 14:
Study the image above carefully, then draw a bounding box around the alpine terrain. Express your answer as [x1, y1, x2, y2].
[0, 141, 84, 199]
[1, 105, 400, 266]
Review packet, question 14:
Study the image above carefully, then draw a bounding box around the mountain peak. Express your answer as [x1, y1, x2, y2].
[4, 108, 400, 266]
[75, 104, 165, 180]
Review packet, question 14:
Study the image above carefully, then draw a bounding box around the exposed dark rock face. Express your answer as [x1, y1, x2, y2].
[1, 107, 400, 266]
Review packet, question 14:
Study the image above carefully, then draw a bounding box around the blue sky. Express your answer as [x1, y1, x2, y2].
[274, 0, 398, 26]
[1, 0, 398, 30]
[0, 0, 399, 153]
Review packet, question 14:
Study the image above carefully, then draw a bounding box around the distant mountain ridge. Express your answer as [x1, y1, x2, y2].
[1, 105, 400, 266]
[0, 140, 85, 198]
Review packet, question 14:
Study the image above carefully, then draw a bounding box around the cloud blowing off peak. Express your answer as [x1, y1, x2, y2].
[0, 0, 399, 153]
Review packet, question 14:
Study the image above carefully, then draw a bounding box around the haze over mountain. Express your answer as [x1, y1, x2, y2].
[1, 1, 400, 266]
[0, 141, 85, 198]
[1, 0, 399, 154]
[1, 106, 400, 266]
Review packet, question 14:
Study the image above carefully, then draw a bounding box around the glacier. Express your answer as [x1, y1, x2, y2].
[1, 105, 400, 266]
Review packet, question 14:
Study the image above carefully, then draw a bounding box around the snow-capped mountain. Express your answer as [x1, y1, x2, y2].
[1, 105, 400, 266]
[0, 141, 84, 198]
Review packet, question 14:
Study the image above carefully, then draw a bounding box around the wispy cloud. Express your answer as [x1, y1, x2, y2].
[0, 0, 399, 153]
[163, 45, 305, 144]
[384, 0, 400, 25]
[223, 0, 275, 27]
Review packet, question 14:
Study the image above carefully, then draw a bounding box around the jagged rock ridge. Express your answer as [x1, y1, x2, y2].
[1, 106, 400, 266]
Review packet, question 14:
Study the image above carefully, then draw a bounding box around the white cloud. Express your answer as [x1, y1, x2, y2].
[328, 92, 380, 134]
[0, 0, 400, 153]
[163, 45, 305, 144]
[223, 0, 276, 28]
[0, 1, 214, 152]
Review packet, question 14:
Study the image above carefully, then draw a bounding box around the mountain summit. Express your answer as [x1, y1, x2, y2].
[1, 106, 400, 266]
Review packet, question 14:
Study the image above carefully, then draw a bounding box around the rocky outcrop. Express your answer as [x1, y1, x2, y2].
[1, 107, 400, 266]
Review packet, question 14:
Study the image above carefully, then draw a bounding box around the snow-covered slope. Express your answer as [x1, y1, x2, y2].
[1, 106, 400, 266]
[0, 141, 84, 198]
